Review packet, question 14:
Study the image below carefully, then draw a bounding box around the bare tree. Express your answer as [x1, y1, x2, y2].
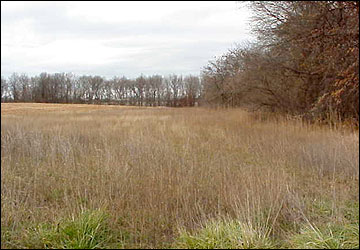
[1, 77, 8, 102]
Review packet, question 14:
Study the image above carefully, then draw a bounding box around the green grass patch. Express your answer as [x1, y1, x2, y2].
[173, 219, 279, 249]
[343, 200, 359, 223]
[287, 223, 359, 249]
[19, 208, 123, 249]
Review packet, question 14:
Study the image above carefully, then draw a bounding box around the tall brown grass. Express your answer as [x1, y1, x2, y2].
[1, 103, 359, 248]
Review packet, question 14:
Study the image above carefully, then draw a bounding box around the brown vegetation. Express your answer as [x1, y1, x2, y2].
[1, 103, 358, 248]
[202, 1, 359, 124]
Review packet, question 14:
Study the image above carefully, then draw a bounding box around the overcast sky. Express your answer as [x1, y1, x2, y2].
[1, 1, 253, 79]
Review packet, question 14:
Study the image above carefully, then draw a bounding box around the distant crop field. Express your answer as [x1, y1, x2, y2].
[1, 103, 359, 249]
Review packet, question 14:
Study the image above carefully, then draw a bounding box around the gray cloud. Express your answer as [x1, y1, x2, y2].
[1, 1, 254, 78]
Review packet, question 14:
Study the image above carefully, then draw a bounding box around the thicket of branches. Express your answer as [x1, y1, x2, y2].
[201, 1, 359, 123]
[1, 73, 202, 107]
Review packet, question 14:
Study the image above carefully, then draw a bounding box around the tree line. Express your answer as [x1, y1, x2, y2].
[1, 1, 358, 123]
[1, 73, 202, 107]
[201, 1, 358, 123]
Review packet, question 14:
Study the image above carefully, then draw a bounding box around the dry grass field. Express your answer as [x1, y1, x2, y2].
[1, 103, 359, 249]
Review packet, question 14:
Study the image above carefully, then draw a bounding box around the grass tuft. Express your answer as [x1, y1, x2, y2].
[22, 209, 116, 249]
[288, 223, 359, 249]
[173, 219, 279, 249]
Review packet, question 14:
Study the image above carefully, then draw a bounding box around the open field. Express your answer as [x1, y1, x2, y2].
[0, 103, 156, 115]
[1, 103, 359, 249]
